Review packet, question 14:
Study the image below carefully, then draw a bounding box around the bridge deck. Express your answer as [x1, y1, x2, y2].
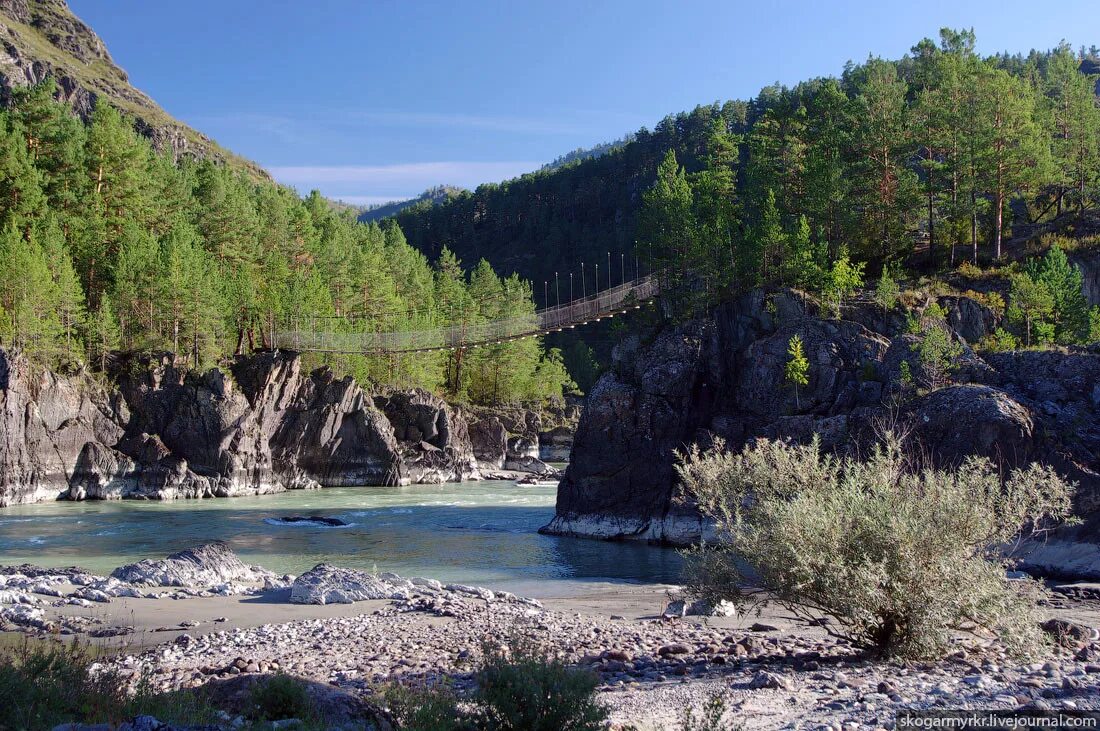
[273, 275, 659, 354]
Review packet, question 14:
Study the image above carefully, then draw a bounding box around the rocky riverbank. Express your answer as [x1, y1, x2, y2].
[0, 349, 575, 507]
[543, 289, 1100, 577]
[3, 544, 1100, 730]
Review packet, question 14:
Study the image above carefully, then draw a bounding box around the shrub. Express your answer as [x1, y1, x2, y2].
[978, 327, 1020, 353]
[0, 640, 216, 729]
[248, 673, 313, 721]
[383, 682, 476, 731]
[678, 693, 740, 731]
[678, 434, 1076, 659]
[476, 642, 607, 731]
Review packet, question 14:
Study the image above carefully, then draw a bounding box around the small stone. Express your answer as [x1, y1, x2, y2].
[662, 600, 686, 618]
[749, 622, 779, 632]
[749, 670, 794, 690]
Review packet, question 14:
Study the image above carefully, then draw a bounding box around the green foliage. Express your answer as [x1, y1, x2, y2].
[383, 683, 476, 731]
[0, 640, 217, 730]
[0, 81, 570, 405]
[561, 341, 600, 393]
[1007, 272, 1056, 347]
[1024, 244, 1090, 343]
[247, 673, 313, 722]
[908, 302, 964, 390]
[1089, 307, 1100, 344]
[393, 31, 1099, 306]
[678, 434, 1076, 659]
[784, 335, 809, 410]
[898, 360, 913, 387]
[872, 266, 901, 313]
[820, 249, 865, 317]
[678, 693, 740, 731]
[475, 643, 607, 731]
[979, 327, 1021, 353]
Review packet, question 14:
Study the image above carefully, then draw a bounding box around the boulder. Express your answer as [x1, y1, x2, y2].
[289, 564, 414, 604]
[938, 295, 998, 344]
[909, 385, 1036, 467]
[111, 542, 274, 587]
[468, 413, 508, 468]
[67, 442, 138, 500]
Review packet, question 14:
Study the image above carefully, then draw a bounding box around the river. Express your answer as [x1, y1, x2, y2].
[0, 482, 682, 592]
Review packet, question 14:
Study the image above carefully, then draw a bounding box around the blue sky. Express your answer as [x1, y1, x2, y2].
[70, 0, 1097, 206]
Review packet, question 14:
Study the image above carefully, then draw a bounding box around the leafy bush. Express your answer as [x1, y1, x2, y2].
[383, 682, 476, 731]
[678, 434, 1076, 659]
[678, 693, 740, 731]
[248, 673, 313, 721]
[475, 643, 607, 731]
[0, 640, 215, 730]
[978, 327, 1020, 352]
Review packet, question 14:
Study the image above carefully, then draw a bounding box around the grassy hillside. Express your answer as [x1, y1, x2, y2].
[0, 0, 267, 178]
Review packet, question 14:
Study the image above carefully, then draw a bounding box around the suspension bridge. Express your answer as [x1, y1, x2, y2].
[271, 273, 661, 355]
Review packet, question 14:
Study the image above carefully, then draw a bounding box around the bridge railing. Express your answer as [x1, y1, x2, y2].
[274, 274, 659, 354]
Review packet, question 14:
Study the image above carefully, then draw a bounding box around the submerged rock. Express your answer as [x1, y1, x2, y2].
[268, 515, 349, 527]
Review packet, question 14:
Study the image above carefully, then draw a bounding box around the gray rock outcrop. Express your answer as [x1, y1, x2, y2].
[543, 289, 1100, 550]
[374, 389, 479, 483]
[2, 347, 565, 506]
[0, 349, 125, 506]
[111, 542, 274, 587]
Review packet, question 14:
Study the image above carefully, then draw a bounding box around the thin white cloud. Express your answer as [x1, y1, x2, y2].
[268, 161, 542, 199]
[348, 111, 585, 135]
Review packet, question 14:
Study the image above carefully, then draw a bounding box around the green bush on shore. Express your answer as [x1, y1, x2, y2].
[678, 432, 1076, 660]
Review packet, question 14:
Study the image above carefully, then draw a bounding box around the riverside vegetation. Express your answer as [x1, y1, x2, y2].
[0, 79, 572, 405]
[2, 10, 1100, 730]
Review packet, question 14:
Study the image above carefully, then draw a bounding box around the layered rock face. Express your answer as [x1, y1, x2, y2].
[1, 349, 566, 506]
[374, 389, 480, 483]
[463, 402, 577, 474]
[0, 349, 126, 505]
[543, 290, 1100, 547]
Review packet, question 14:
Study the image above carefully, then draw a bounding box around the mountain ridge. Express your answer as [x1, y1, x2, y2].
[0, 0, 267, 178]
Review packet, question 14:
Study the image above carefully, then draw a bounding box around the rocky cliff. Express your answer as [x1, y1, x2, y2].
[542, 290, 1100, 561]
[0, 349, 568, 506]
[0, 0, 265, 177]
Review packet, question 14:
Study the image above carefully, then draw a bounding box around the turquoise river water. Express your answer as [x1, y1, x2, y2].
[0, 482, 682, 592]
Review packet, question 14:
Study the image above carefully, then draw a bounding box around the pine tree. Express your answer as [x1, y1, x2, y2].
[1007, 272, 1055, 347]
[974, 65, 1050, 259]
[785, 334, 810, 410]
[86, 293, 120, 371]
[637, 150, 696, 314]
[1026, 244, 1089, 342]
[1042, 46, 1100, 215]
[847, 58, 917, 260]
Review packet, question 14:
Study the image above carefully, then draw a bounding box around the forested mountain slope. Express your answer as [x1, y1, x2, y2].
[0, 0, 266, 177]
[357, 185, 466, 224]
[0, 1, 573, 406]
[392, 32, 1100, 294]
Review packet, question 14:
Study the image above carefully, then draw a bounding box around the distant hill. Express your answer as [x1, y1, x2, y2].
[0, 0, 267, 178]
[540, 134, 634, 172]
[357, 185, 467, 223]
